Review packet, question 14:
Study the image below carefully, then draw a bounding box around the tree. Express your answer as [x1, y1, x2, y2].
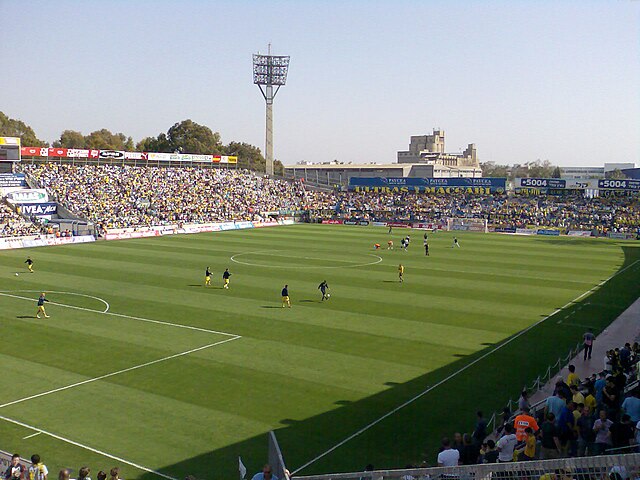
[526, 159, 556, 178]
[225, 141, 265, 172]
[166, 119, 222, 155]
[84, 129, 130, 150]
[606, 169, 627, 180]
[480, 161, 509, 178]
[0, 111, 48, 146]
[53, 130, 85, 148]
[551, 166, 562, 178]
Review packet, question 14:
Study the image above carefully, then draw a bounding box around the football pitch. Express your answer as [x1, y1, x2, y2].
[0, 224, 639, 479]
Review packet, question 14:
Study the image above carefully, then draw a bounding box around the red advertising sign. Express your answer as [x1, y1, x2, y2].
[89, 149, 100, 159]
[21, 147, 47, 156]
[48, 148, 68, 157]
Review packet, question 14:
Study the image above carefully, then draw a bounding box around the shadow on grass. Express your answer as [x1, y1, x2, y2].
[138, 245, 640, 480]
[16, 315, 34, 319]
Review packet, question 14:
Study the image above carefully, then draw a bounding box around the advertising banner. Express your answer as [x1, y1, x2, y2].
[598, 179, 640, 191]
[537, 229, 561, 236]
[67, 149, 90, 158]
[235, 221, 254, 229]
[124, 151, 149, 160]
[343, 220, 370, 226]
[607, 232, 636, 240]
[147, 152, 181, 161]
[515, 228, 537, 235]
[567, 230, 592, 237]
[516, 178, 567, 189]
[21, 147, 49, 157]
[5, 189, 49, 204]
[385, 222, 411, 228]
[0, 173, 27, 187]
[494, 227, 517, 233]
[16, 202, 57, 216]
[48, 148, 68, 157]
[0, 235, 95, 250]
[322, 219, 344, 224]
[99, 150, 125, 160]
[349, 177, 506, 194]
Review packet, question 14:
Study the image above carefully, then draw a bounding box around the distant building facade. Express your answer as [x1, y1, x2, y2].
[560, 163, 635, 179]
[284, 129, 482, 186]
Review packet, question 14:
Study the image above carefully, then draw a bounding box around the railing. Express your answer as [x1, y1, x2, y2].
[292, 453, 640, 480]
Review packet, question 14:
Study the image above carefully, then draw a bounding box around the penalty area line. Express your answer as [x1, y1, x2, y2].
[291, 259, 640, 475]
[0, 292, 238, 338]
[0, 414, 177, 480]
[0, 336, 241, 410]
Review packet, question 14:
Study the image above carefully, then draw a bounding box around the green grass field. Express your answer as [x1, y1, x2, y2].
[0, 224, 639, 480]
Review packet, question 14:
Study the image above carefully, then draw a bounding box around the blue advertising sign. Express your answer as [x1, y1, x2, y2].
[349, 177, 506, 194]
[0, 173, 27, 188]
[17, 202, 57, 216]
[536, 229, 561, 236]
[598, 179, 640, 190]
[517, 178, 566, 189]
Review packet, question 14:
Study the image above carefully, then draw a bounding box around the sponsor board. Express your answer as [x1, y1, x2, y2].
[124, 151, 149, 160]
[5, 189, 49, 204]
[349, 177, 506, 194]
[322, 219, 344, 224]
[67, 149, 90, 158]
[385, 222, 410, 228]
[253, 221, 280, 228]
[21, 147, 49, 157]
[567, 230, 592, 237]
[537, 229, 561, 236]
[0, 235, 95, 250]
[516, 178, 567, 189]
[515, 228, 537, 235]
[607, 232, 636, 240]
[235, 221, 254, 229]
[343, 220, 370, 226]
[99, 150, 125, 160]
[494, 227, 517, 233]
[16, 202, 57, 216]
[451, 224, 470, 231]
[598, 179, 640, 191]
[0, 173, 27, 188]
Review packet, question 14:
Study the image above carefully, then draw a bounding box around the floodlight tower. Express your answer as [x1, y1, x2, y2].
[253, 45, 290, 176]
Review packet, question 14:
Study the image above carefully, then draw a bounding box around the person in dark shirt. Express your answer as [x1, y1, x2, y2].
[205, 267, 212, 286]
[25, 257, 34, 273]
[610, 414, 634, 450]
[318, 280, 329, 301]
[540, 413, 561, 459]
[459, 433, 480, 465]
[576, 405, 595, 456]
[482, 440, 499, 464]
[222, 268, 231, 289]
[36, 292, 50, 318]
[281, 285, 291, 308]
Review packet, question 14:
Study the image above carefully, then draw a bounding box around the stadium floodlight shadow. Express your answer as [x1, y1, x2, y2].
[136, 246, 640, 480]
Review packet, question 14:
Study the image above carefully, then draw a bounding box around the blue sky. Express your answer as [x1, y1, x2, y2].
[1, 0, 638, 166]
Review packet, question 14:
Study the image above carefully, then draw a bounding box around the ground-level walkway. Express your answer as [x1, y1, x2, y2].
[529, 297, 640, 406]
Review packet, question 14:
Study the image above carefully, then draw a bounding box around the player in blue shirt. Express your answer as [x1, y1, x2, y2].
[281, 285, 291, 308]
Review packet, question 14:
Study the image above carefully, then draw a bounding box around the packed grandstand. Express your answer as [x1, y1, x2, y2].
[0, 163, 638, 237]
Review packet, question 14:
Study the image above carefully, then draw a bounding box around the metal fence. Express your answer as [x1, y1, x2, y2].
[292, 453, 640, 480]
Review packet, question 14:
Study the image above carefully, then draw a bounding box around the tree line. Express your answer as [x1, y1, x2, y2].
[0, 111, 283, 174]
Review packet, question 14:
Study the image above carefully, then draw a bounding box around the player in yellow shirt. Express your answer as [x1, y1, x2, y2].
[281, 285, 291, 308]
[398, 264, 404, 283]
[36, 293, 50, 319]
[205, 267, 212, 286]
[25, 257, 34, 273]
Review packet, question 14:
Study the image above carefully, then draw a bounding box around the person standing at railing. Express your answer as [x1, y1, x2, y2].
[540, 413, 562, 459]
[496, 424, 518, 463]
[576, 405, 595, 457]
[592, 409, 613, 455]
[610, 414, 635, 452]
[621, 389, 640, 423]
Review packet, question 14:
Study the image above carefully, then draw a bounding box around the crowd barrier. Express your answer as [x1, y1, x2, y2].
[292, 453, 640, 480]
[0, 234, 95, 250]
[103, 219, 294, 241]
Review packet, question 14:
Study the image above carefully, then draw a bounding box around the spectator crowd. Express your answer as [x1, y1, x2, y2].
[0, 165, 636, 236]
[0, 202, 43, 237]
[429, 339, 640, 469]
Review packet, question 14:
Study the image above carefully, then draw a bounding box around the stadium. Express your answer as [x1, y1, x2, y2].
[1, 3, 639, 480]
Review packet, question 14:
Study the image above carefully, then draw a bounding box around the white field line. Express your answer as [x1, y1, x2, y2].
[0, 414, 177, 480]
[292, 259, 640, 474]
[0, 336, 241, 410]
[0, 292, 238, 337]
[0, 290, 110, 313]
[22, 431, 41, 440]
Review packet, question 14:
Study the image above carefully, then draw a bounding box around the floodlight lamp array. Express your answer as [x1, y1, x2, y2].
[253, 54, 290, 86]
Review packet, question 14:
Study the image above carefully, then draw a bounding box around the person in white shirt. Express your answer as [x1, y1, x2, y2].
[437, 437, 460, 467]
[496, 424, 518, 463]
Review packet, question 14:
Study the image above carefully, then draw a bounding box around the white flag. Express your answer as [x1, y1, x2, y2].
[239, 456, 247, 480]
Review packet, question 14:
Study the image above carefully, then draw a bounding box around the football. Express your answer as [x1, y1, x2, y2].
[326, 293, 330, 298]
[15, 273, 19, 276]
